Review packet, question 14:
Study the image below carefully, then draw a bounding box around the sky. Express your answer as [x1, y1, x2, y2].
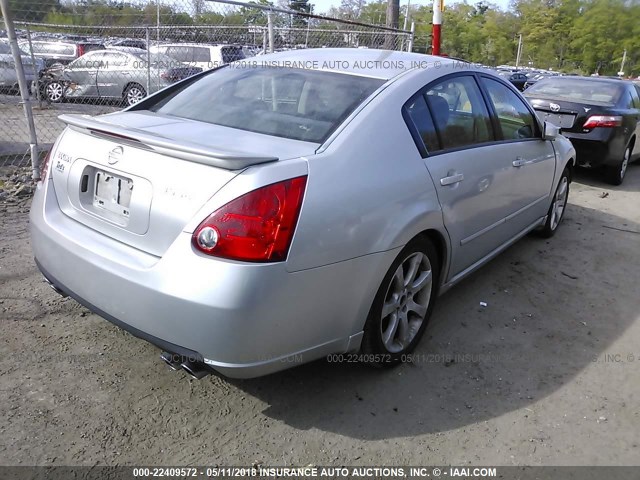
[310, 0, 512, 15]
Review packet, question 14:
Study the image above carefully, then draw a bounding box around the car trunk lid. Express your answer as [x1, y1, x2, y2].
[50, 111, 317, 257]
[526, 96, 616, 133]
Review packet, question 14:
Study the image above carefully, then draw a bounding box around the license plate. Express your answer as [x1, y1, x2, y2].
[93, 171, 133, 217]
[538, 112, 576, 129]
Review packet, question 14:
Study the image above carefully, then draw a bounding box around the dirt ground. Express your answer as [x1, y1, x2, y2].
[1, 165, 639, 467]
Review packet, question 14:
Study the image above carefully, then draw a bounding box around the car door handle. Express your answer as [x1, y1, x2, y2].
[512, 158, 526, 167]
[440, 173, 464, 186]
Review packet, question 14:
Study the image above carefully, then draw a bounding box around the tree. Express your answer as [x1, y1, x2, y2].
[289, 0, 311, 26]
[8, 0, 61, 21]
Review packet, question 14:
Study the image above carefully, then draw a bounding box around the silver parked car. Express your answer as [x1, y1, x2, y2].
[0, 41, 43, 91]
[30, 49, 575, 379]
[40, 48, 201, 106]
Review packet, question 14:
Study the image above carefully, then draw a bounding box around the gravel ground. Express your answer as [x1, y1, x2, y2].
[0, 165, 639, 466]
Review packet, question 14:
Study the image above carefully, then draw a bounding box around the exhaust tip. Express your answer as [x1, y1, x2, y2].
[42, 276, 68, 298]
[181, 360, 210, 380]
[160, 351, 182, 371]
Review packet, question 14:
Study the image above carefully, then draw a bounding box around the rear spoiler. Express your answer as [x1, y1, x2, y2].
[58, 114, 278, 170]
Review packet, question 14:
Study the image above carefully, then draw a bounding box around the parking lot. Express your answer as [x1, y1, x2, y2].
[1, 165, 638, 466]
[0, 94, 118, 162]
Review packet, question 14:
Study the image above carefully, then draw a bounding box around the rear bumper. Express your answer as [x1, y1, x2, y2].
[30, 180, 395, 378]
[562, 129, 626, 167]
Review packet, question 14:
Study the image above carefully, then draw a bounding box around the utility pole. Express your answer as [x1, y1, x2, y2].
[0, 0, 40, 180]
[402, 0, 411, 31]
[515, 33, 523, 68]
[385, 0, 399, 49]
[156, 0, 160, 43]
[619, 49, 627, 77]
[432, 0, 443, 56]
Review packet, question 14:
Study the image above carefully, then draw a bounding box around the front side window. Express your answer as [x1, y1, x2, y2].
[424, 75, 493, 150]
[149, 67, 384, 143]
[628, 86, 640, 109]
[482, 77, 538, 140]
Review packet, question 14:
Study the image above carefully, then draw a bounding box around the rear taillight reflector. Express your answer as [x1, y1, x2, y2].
[39, 149, 52, 183]
[193, 176, 307, 262]
[582, 115, 623, 129]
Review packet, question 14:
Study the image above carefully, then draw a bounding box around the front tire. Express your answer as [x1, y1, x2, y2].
[45, 80, 65, 103]
[539, 167, 570, 238]
[361, 237, 440, 367]
[606, 145, 630, 186]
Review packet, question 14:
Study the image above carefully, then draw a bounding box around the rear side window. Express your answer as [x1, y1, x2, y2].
[149, 67, 383, 143]
[482, 77, 538, 140]
[32, 42, 75, 56]
[165, 46, 211, 63]
[425, 75, 493, 150]
[405, 95, 439, 152]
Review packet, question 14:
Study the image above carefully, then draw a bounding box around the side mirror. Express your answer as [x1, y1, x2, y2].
[543, 121, 560, 140]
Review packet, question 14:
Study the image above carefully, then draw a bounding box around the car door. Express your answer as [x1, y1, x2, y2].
[478, 75, 556, 233]
[629, 86, 640, 158]
[405, 74, 553, 280]
[96, 51, 130, 98]
[405, 74, 524, 279]
[63, 52, 101, 98]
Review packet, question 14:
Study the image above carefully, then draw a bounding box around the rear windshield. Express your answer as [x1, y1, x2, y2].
[526, 78, 622, 105]
[149, 67, 384, 143]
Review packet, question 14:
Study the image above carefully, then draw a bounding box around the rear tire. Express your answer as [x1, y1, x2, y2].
[361, 236, 440, 367]
[123, 83, 146, 107]
[539, 167, 570, 238]
[606, 146, 630, 186]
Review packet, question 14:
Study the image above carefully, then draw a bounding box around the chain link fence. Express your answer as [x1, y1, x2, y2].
[0, 0, 413, 173]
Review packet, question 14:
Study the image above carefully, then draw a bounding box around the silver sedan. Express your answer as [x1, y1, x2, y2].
[30, 48, 575, 379]
[41, 48, 201, 106]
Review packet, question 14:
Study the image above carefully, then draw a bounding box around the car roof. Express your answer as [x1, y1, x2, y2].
[246, 48, 460, 80]
[156, 43, 238, 49]
[540, 75, 631, 85]
[106, 46, 147, 54]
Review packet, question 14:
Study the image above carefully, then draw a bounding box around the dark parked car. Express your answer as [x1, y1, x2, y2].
[525, 76, 640, 184]
[496, 70, 528, 91]
[19, 39, 104, 67]
[108, 39, 147, 50]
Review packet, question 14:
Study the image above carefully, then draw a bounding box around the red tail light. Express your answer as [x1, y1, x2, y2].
[76, 45, 85, 57]
[582, 115, 623, 129]
[192, 176, 307, 262]
[39, 149, 52, 183]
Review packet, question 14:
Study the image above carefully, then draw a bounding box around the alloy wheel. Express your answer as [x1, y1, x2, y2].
[380, 252, 433, 353]
[550, 176, 568, 231]
[126, 86, 145, 106]
[46, 82, 64, 102]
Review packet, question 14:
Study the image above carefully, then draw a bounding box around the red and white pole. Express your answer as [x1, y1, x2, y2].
[432, 0, 443, 56]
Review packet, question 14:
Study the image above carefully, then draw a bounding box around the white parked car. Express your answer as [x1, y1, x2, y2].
[149, 43, 244, 71]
